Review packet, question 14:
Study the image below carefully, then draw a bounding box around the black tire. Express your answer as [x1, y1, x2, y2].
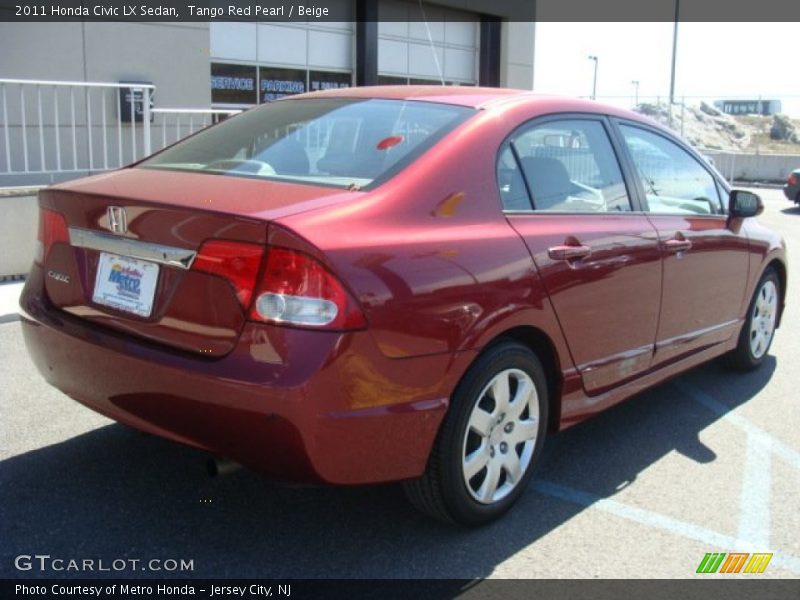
[725, 268, 780, 371]
[403, 341, 549, 525]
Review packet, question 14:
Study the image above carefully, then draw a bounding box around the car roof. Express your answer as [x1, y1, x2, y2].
[288, 85, 656, 124]
[289, 85, 525, 107]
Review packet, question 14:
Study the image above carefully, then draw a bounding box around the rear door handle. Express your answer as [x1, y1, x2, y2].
[664, 238, 692, 253]
[548, 244, 592, 261]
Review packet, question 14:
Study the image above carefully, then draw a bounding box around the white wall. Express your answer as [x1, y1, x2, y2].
[0, 22, 211, 108]
[706, 152, 800, 183]
[0, 193, 37, 278]
[500, 21, 534, 90]
[0, 22, 212, 187]
[210, 5, 355, 72]
[378, 0, 479, 83]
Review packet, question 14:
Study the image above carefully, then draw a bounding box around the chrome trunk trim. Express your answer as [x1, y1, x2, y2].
[68, 227, 197, 269]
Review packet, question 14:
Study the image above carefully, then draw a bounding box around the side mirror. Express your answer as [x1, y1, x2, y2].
[729, 190, 763, 218]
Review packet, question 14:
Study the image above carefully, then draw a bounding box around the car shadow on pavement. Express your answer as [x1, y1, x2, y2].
[780, 205, 800, 215]
[0, 357, 776, 580]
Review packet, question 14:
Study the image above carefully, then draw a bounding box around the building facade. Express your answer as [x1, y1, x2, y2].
[0, 0, 534, 185]
[1, 0, 534, 109]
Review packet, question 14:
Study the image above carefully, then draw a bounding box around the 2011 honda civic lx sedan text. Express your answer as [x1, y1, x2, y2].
[20, 86, 787, 525]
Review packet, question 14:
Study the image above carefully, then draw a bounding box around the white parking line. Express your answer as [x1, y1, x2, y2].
[532, 377, 800, 574]
[738, 434, 772, 548]
[533, 479, 800, 574]
[674, 380, 800, 471]
[534, 479, 734, 550]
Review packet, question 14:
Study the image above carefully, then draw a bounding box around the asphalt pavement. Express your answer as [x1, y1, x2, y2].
[1, 188, 798, 579]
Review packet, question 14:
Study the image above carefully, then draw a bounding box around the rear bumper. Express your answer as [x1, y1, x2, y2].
[20, 265, 472, 485]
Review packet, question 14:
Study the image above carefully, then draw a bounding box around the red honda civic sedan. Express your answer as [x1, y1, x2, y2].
[20, 86, 786, 525]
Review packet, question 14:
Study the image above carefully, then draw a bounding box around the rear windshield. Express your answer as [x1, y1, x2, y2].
[140, 98, 474, 189]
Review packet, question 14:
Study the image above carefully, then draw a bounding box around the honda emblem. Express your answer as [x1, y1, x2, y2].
[107, 206, 128, 234]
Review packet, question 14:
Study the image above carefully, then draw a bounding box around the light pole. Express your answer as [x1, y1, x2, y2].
[588, 55, 598, 100]
[631, 80, 640, 107]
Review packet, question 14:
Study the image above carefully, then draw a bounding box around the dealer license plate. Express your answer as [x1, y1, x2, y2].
[92, 252, 159, 317]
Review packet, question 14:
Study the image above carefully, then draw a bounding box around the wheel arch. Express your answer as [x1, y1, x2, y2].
[481, 325, 563, 433]
[765, 258, 787, 327]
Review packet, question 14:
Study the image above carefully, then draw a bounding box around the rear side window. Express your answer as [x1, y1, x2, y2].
[141, 98, 474, 190]
[498, 119, 632, 212]
[497, 146, 531, 210]
[619, 124, 723, 215]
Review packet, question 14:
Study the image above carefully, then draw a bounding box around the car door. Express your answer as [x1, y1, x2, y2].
[500, 116, 662, 395]
[613, 121, 749, 365]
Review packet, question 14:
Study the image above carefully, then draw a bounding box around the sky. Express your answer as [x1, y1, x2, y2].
[532, 22, 799, 116]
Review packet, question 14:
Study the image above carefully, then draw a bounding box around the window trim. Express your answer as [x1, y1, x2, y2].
[495, 141, 534, 211]
[608, 117, 730, 218]
[495, 112, 641, 215]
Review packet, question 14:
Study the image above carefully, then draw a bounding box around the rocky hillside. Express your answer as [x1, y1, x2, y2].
[634, 102, 800, 154]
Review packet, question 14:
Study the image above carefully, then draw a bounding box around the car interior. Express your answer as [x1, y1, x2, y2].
[498, 122, 631, 212]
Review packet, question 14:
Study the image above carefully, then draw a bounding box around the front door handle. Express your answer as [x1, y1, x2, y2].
[548, 244, 592, 261]
[664, 238, 692, 253]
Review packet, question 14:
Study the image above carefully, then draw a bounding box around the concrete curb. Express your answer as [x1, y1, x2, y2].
[0, 280, 24, 321]
[0, 194, 37, 278]
[0, 186, 44, 198]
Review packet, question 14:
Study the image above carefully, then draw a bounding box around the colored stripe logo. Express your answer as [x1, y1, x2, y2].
[697, 552, 772, 574]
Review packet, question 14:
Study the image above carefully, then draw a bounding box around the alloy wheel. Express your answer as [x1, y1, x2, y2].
[461, 368, 539, 504]
[749, 279, 778, 359]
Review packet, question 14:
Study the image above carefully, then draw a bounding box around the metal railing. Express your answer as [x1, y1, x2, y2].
[0, 78, 154, 179]
[0, 78, 241, 186]
[151, 108, 242, 149]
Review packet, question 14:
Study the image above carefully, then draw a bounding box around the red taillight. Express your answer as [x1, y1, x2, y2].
[192, 240, 264, 308]
[789, 174, 798, 186]
[250, 247, 366, 330]
[35, 208, 69, 265]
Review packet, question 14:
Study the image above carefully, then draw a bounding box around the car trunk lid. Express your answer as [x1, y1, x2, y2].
[38, 168, 348, 356]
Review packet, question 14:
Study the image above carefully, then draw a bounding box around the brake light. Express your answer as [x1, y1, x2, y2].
[789, 174, 798, 186]
[250, 247, 366, 330]
[35, 208, 69, 265]
[192, 240, 264, 308]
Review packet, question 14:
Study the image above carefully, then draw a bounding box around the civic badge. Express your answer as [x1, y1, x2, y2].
[47, 270, 70, 284]
[107, 206, 128, 234]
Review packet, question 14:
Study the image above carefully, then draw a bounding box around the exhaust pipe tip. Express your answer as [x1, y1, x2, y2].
[206, 457, 241, 477]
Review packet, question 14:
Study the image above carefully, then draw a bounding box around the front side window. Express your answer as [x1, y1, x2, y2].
[141, 98, 474, 190]
[498, 118, 632, 212]
[619, 124, 723, 215]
